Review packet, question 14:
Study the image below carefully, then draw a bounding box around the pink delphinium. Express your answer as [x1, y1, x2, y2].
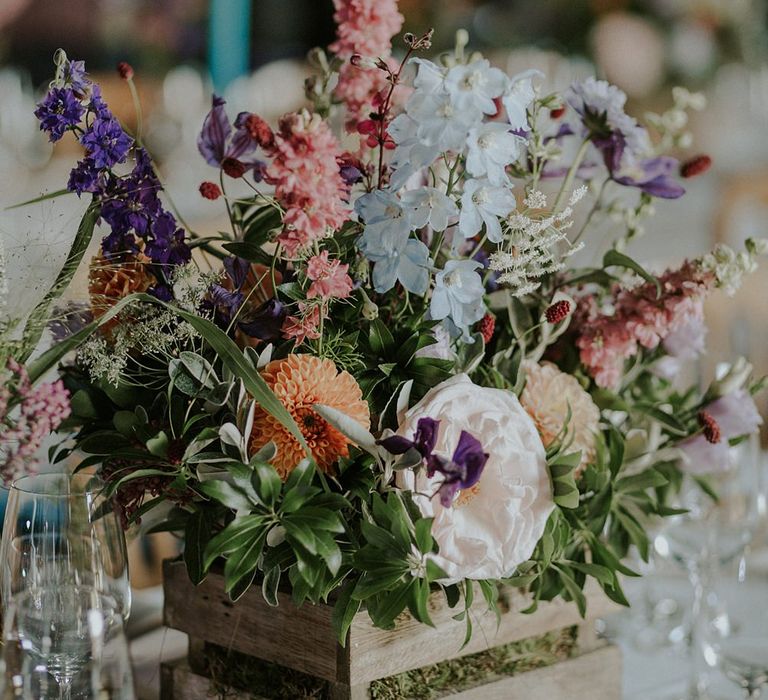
[265, 111, 350, 256]
[0, 359, 71, 482]
[329, 0, 404, 128]
[576, 261, 714, 389]
[306, 251, 354, 300]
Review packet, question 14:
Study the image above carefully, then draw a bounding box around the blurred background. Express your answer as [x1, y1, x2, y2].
[2, 3, 768, 697]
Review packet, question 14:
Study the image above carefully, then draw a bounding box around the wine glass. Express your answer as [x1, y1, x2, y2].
[0, 473, 131, 620]
[1, 585, 135, 699]
[701, 547, 768, 698]
[652, 436, 763, 698]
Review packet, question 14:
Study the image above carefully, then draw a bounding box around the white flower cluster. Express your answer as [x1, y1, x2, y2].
[78, 305, 199, 386]
[700, 238, 768, 296]
[488, 188, 587, 296]
[645, 86, 706, 153]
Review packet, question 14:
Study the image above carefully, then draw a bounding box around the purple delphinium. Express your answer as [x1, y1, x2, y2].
[678, 390, 763, 475]
[67, 158, 103, 195]
[34, 87, 84, 142]
[60, 59, 89, 96]
[80, 115, 133, 169]
[197, 96, 265, 175]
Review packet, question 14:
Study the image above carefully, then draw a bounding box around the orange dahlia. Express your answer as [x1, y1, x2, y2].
[248, 354, 370, 479]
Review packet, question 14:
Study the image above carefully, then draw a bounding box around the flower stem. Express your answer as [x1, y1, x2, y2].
[572, 177, 610, 245]
[126, 78, 144, 147]
[552, 138, 590, 214]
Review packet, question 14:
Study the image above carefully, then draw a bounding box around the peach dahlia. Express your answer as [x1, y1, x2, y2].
[248, 354, 370, 479]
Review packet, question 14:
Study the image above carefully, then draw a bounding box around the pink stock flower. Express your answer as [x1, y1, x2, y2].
[330, 0, 404, 127]
[266, 111, 349, 256]
[281, 304, 322, 346]
[575, 261, 714, 388]
[306, 251, 354, 300]
[0, 359, 71, 482]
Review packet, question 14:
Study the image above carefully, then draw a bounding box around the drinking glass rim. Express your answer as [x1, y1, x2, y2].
[10, 472, 106, 497]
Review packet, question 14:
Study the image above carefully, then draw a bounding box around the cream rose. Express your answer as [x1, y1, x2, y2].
[395, 374, 554, 582]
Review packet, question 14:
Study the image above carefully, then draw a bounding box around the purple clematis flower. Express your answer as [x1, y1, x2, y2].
[379, 417, 440, 460]
[197, 96, 265, 175]
[612, 156, 685, 199]
[34, 87, 84, 142]
[428, 431, 489, 507]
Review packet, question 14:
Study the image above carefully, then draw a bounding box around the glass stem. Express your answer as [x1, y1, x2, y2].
[685, 559, 706, 700]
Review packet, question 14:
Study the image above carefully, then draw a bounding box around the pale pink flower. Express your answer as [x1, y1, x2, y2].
[306, 251, 354, 300]
[575, 262, 714, 388]
[266, 111, 349, 256]
[281, 304, 322, 346]
[329, 0, 404, 127]
[0, 359, 71, 482]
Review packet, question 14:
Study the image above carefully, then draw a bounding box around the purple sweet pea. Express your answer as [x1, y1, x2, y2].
[613, 156, 685, 199]
[34, 87, 84, 142]
[379, 417, 440, 460]
[197, 96, 264, 174]
[428, 431, 489, 507]
[678, 390, 763, 474]
[80, 115, 133, 169]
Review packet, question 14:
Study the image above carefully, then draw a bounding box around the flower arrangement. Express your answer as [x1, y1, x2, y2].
[12, 0, 766, 642]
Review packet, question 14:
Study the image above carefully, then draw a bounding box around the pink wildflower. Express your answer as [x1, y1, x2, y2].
[265, 111, 349, 256]
[0, 359, 71, 482]
[330, 0, 404, 128]
[281, 304, 322, 346]
[306, 251, 354, 300]
[575, 261, 714, 388]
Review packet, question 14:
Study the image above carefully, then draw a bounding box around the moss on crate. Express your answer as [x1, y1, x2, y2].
[199, 625, 580, 699]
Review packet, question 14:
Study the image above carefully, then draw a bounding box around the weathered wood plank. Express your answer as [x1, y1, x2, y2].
[161, 659, 258, 700]
[162, 560, 343, 682]
[448, 645, 622, 700]
[346, 583, 619, 684]
[163, 559, 620, 686]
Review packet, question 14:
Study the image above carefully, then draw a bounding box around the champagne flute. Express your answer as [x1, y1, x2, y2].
[0, 473, 130, 620]
[2, 585, 135, 699]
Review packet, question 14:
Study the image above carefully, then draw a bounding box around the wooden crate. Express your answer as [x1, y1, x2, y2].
[161, 559, 622, 699]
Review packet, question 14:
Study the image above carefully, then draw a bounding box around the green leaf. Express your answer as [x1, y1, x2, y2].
[70, 390, 98, 419]
[198, 480, 254, 512]
[224, 528, 268, 598]
[368, 581, 415, 629]
[368, 319, 395, 355]
[184, 509, 214, 584]
[568, 562, 614, 586]
[261, 565, 281, 607]
[146, 431, 169, 458]
[253, 463, 282, 508]
[286, 507, 345, 534]
[332, 581, 362, 646]
[556, 566, 587, 617]
[280, 485, 321, 514]
[602, 249, 661, 298]
[616, 469, 668, 493]
[204, 515, 268, 570]
[179, 351, 218, 389]
[414, 517, 433, 554]
[134, 294, 309, 455]
[5, 188, 72, 210]
[408, 578, 434, 627]
[20, 202, 100, 363]
[113, 410, 139, 436]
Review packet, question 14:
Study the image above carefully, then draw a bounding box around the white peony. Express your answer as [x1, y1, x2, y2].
[395, 374, 554, 582]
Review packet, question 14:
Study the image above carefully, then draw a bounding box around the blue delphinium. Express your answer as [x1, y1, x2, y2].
[430, 260, 486, 342]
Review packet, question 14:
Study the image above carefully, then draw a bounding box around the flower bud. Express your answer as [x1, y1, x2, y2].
[117, 61, 134, 80]
[707, 357, 753, 400]
[199, 181, 222, 200]
[360, 289, 378, 320]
